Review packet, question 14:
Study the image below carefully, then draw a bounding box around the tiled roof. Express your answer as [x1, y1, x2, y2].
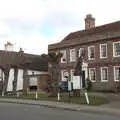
[48, 21, 120, 50]
[0, 50, 48, 71]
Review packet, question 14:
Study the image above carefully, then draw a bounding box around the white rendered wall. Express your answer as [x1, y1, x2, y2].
[7, 69, 14, 91]
[16, 69, 23, 91]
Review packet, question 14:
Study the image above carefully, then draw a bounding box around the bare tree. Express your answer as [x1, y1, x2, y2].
[12, 67, 18, 94]
[74, 50, 86, 96]
[2, 65, 11, 93]
[48, 52, 62, 96]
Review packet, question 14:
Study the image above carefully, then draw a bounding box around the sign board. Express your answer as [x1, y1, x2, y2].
[72, 76, 82, 89]
[29, 77, 37, 86]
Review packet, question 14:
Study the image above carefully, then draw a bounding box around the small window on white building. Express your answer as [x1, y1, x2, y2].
[114, 66, 120, 81]
[100, 44, 107, 58]
[89, 68, 96, 82]
[60, 50, 67, 63]
[113, 42, 120, 57]
[61, 70, 69, 81]
[70, 49, 76, 62]
[101, 67, 108, 82]
[88, 46, 95, 60]
[79, 48, 84, 57]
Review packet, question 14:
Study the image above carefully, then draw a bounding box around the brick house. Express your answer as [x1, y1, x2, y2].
[48, 14, 120, 92]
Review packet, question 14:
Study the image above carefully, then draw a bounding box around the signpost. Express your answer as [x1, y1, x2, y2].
[72, 76, 82, 90]
[72, 75, 90, 104]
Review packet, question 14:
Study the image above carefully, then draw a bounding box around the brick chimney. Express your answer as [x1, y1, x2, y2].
[85, 14, 95, 30]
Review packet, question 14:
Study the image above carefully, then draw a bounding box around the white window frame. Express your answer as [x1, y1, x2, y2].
[79, 48, 84, 57]
[61, 70, 69, 81]
[100, 44, 107, 59]
[89, 68, 96, 82]
[60, 50, 67, 63]
[101, 67, 108, 82]
[70, 69, 75, 82]
[88, 46, 95, 60]
[70, 48, 76, 62]
[114, 66, 120, 82]
[113, 41, 120, 57]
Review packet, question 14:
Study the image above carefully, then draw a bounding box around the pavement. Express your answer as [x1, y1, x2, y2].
[0, 93, 120, 116]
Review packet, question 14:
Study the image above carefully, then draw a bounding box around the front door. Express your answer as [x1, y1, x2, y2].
[82, 71, 85, 88]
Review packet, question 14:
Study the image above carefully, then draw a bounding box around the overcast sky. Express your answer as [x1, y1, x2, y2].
[0, 0, 119, 55]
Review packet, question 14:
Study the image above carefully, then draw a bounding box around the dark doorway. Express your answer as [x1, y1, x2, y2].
[82, 71, 85, 88]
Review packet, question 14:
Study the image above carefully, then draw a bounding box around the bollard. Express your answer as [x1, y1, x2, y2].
[35, 92, 38, 100]
[2, 92, 4, 97]
[57, 92, 60, 101]
[85, 92, 89, 104]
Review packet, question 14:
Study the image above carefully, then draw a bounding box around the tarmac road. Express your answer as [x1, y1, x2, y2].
[0, 102, 119, 120]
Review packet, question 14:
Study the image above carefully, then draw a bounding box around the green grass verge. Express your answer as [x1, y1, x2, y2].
[0, 92, 108, 105]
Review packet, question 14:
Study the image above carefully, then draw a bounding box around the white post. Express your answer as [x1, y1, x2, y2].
[85, 92, 89, 104]
[57, 92, 60, 101]
[35, 91, 38, 100]
[2, 91, 4, 97]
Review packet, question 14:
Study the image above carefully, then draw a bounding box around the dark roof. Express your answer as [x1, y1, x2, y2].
[48, 21, 120, 50]
[0, 50, 48, 71]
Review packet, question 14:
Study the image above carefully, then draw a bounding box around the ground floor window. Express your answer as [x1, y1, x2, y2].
[61, 70, 69, 81]
[101, 67, 108, 82]
[89, 68, 96, 82]
[114, 66, 120, 81]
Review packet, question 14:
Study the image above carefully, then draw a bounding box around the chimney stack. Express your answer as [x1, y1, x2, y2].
[85, 14, 95, 30]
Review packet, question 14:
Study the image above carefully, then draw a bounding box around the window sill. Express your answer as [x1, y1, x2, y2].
[90, 80, 96, 82]
[113, 56, 120, 58]
[100, 57, 108, 59]
[88, 58, 95, 60]
[101, 80, 108, 82]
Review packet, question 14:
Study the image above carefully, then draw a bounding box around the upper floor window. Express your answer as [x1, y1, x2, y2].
[100, 44, 107, 58]
[79, 48, 84, 57]
[88, 46, 95, 60]
[89, 68, 96, 82]
[114, 66, 120, 81]
[101, 67, 108, 82]
[60, 50, 67, 63]
[113, 42, 120, 57]
[70, 49, 76, 62]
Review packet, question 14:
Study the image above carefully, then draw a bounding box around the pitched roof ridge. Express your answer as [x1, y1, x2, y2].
[62, 20, 120, 41]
